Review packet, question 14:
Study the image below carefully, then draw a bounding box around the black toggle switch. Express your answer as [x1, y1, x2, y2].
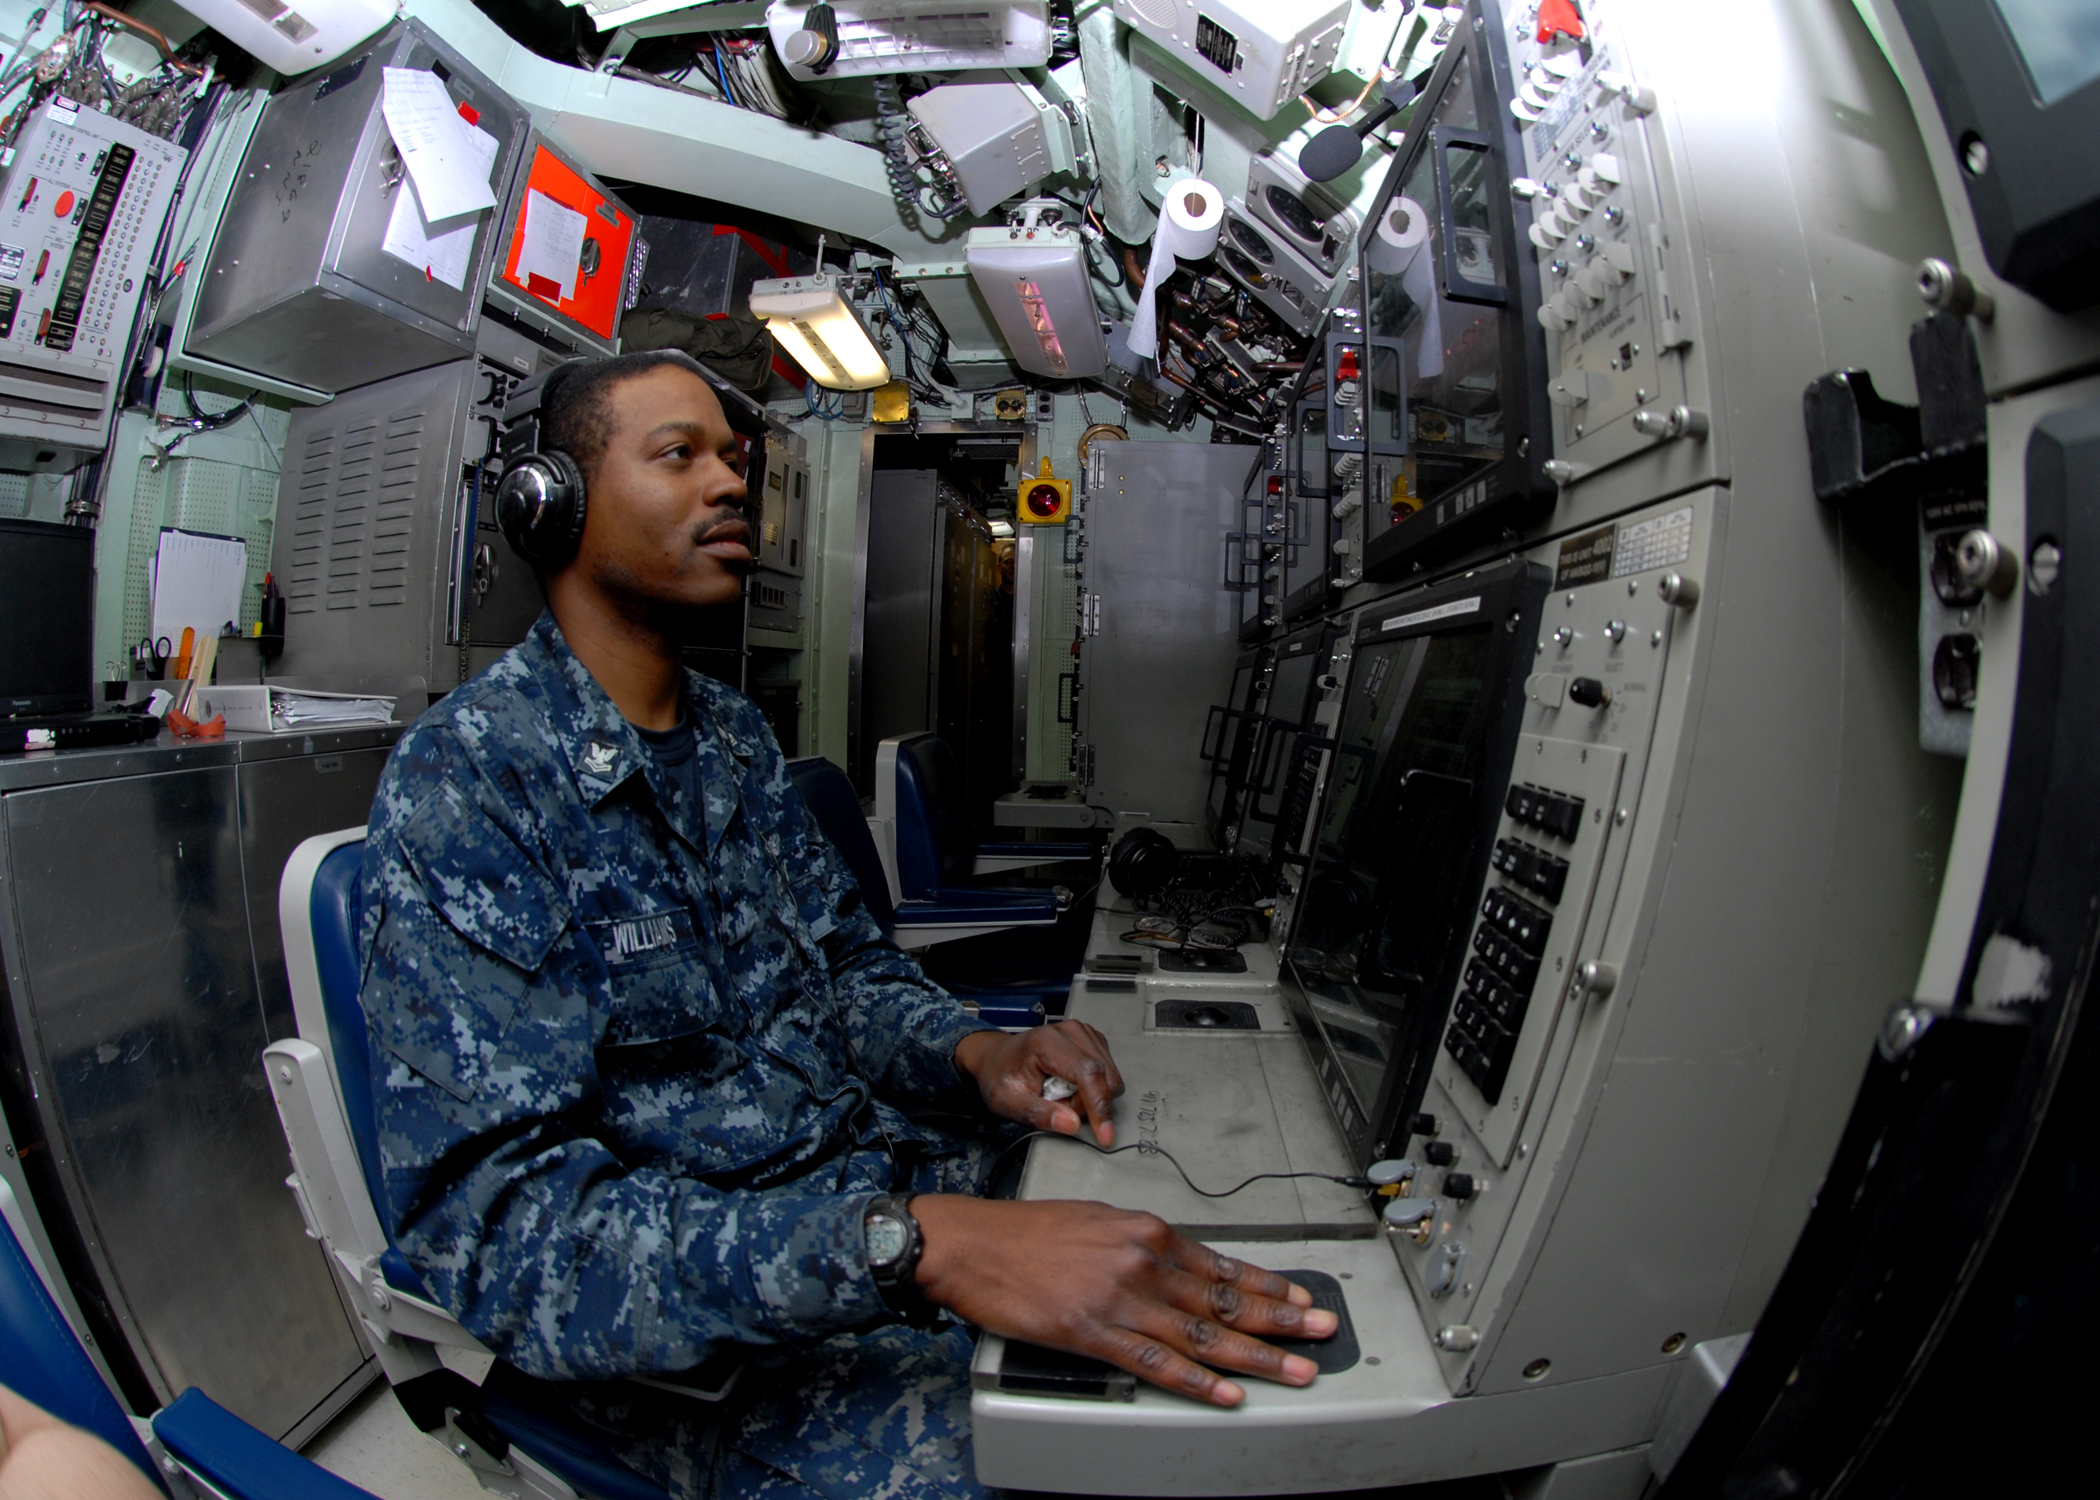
[1567, 676, 1609, 708]
[1424, 1140, 1457, 1167]
[1410, 1112, 1439, 1138]
[1444, 1172, 1477, 1200]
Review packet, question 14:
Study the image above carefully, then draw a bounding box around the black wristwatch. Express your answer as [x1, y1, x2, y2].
[863, 1194, 936, 1325]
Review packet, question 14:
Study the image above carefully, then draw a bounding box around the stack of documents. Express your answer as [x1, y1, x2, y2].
[191, 686, 400, 732]
[272, 690, 398, 729]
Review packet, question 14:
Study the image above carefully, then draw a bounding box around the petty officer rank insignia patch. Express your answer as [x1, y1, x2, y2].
[580, 740, 620, 777]
[592, 908, 700, 966]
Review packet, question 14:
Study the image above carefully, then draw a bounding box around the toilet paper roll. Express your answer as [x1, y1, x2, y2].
[1366, 196, 1430, 276]
[1128, 177, 1225, 361]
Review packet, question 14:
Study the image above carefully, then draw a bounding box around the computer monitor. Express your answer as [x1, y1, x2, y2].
[0, 518, 94, 719]
[1894, 0, 2100, 309]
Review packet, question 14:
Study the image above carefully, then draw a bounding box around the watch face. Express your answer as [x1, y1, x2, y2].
[866, 1213, 909, 1268]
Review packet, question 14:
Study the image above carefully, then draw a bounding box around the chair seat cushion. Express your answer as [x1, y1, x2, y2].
[154, 1388, 379, 1500]
[477, 1364, 667, 1500]
[380, 1246, 435, 1301]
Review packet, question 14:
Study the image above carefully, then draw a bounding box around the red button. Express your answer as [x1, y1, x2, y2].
[53, 190, 74, 218]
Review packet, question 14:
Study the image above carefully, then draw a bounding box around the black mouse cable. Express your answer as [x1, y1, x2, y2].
[988, 1129, 1375, 1200]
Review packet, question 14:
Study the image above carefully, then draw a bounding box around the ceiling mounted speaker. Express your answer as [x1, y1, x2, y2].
[1216, 202, 1330, 335]
[1247, 153, 1358, 277]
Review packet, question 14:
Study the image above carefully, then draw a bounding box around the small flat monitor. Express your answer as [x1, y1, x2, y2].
[0, 518, 94, 719]
[1284, 559, 1545, 1160]
[1239, 626, 1330, 860]
[1894, 0, 2100, 309]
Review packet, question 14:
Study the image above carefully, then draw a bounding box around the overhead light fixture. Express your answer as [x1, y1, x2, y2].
[988, 519, 1016, 538]
[748, 273, 892, 390]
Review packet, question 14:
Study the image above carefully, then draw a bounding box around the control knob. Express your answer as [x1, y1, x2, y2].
[1424, 1140, 1458, 1167]
[1443, 1172, 1478, 1201]
[1567, 676, 1610, 708]
[1410, 1112, 1439, 1137]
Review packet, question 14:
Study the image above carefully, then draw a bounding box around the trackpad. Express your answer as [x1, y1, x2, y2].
[986, 1269, 1360, 1402]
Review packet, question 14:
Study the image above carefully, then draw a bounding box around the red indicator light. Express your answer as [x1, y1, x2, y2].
[53, 190, 74, 218]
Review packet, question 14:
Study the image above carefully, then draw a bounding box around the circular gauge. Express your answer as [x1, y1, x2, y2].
[1024, 483, 1064, 518]
[1226, 217, 1275, 264]
[1222, 246, 1271, 287]
[1263, 184, 1325, 243]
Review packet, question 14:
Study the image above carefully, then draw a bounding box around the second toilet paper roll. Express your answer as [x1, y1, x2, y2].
[1366, 196, 1430, 276]
[1128, 178, 1224, 361]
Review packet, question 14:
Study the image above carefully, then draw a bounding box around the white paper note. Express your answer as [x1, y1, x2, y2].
[381, 66, 498, 222]
[150, 529, 249, 645]
[516, 188, 588, 303]
[381, 123, 497, 288]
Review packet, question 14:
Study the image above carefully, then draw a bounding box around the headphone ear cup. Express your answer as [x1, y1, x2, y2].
[1110, 827, 1179, 898]
[495, 449, 588, 567]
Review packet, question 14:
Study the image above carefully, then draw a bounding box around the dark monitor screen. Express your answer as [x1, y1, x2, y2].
[1240, 647, 1323, 859]
[0, 519, 94, 719]
[1205, 657, 1264, 839]
[1894, 0, 2100, 309]
[1289, 625, 1493, 1128]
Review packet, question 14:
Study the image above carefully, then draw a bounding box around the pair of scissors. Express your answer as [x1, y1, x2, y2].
[137, 636, 171, 679]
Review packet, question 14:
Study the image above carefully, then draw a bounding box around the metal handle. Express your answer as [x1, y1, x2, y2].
[1199, 703, 1229, 762]
[1432, 125, 1508, 308]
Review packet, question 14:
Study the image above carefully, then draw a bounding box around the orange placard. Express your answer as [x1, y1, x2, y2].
[498, 144, 634, 342]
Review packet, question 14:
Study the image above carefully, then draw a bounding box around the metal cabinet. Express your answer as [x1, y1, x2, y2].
[0, 728, 398, 1443]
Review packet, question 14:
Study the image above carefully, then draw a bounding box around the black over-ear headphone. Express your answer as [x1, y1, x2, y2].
[1109, 827, 1181, 898]
[494, 361, 590, 567]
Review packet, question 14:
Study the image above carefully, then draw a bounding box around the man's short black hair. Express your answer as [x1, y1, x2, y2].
[542, 349, 712, 474]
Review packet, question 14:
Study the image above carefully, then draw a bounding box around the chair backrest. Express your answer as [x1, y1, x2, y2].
[788, 757, 897, 938]
[281, 830, 388, 1200]
[278, 828, 436, 1300]
[891, 733, 973, 898]
[0, 1184, 166, 1493]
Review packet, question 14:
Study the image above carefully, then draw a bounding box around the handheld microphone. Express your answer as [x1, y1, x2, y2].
[1300, 78, 1417, 184]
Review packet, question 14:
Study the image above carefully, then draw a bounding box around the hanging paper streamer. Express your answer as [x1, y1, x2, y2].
[1127, 178, 1224, 361]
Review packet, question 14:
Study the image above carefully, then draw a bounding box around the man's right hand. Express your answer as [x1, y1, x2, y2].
[910, 1196, 1336, 1408]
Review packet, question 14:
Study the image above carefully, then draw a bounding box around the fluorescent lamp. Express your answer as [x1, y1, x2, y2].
[989, 519, 1016, 537]
[748, 274, 892, 391]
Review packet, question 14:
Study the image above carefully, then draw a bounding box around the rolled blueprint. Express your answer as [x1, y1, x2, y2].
[1366, 195, 1429, 276]
[1128, 177, 1224, 361]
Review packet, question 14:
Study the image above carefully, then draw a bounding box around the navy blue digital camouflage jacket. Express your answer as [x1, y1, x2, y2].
[358, 611, 999, 1380]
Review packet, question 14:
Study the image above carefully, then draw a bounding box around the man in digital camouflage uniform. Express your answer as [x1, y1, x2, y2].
[358, 351, 1336, 1499]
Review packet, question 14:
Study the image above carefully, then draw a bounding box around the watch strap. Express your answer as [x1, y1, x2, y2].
[864, 1194, 938, 1327]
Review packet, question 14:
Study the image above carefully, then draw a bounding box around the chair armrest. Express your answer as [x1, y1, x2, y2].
[153, 1389, 382, 1500]
[263, 1041, 389, 1261]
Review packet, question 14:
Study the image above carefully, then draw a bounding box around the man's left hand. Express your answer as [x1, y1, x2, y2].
[955, 1022, 1124, 1145]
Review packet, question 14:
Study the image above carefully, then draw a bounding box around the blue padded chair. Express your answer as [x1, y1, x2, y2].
[268, 829, 710, 1500]
[791, 756, 1079, 1026]
[0, 1177, 379, 1500]
[868, 734, 1092, 948]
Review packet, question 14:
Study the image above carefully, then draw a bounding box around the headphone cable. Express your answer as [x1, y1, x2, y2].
[989, 1128, 1373, 1200]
